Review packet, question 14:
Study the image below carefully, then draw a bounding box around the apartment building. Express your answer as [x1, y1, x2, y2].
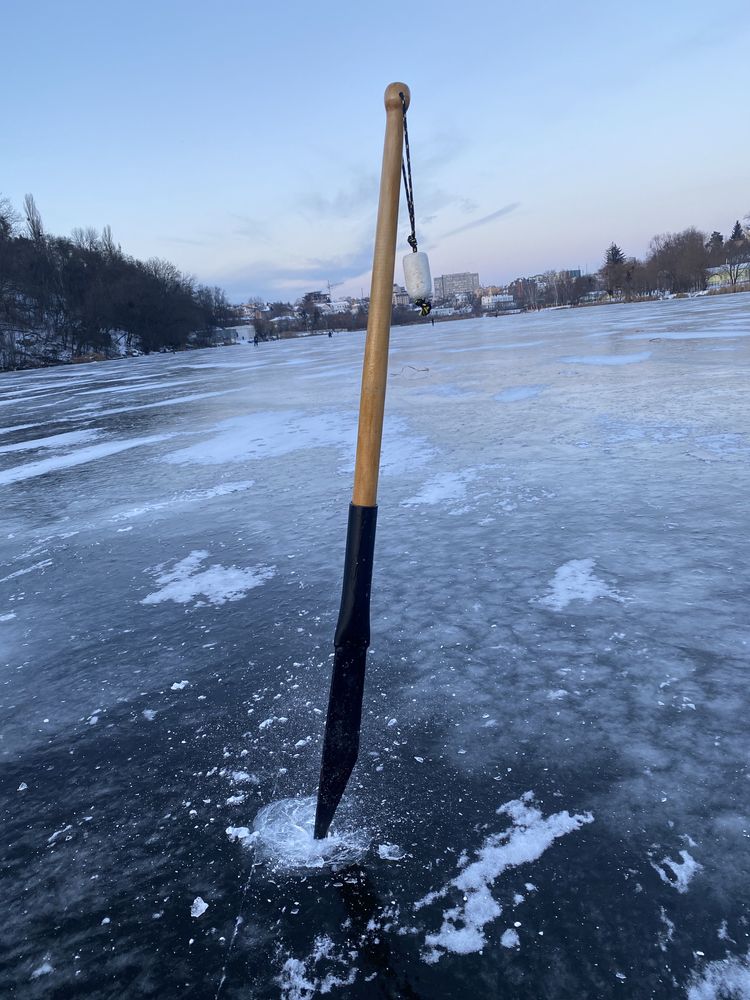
[433, 272, 480, 299]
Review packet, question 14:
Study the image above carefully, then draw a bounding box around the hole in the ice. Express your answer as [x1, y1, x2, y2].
[252, 796, 369, 872]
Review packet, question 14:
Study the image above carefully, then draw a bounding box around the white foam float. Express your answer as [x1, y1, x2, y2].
[403, 251, 432, 302]
[252, 796, 369, 872]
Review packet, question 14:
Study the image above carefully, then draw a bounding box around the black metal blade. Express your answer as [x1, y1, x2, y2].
[314, 504, 377, 840]
[313, 642, 367, 839]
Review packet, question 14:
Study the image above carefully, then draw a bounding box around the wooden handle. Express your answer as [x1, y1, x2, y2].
[351, 82, 410, 507]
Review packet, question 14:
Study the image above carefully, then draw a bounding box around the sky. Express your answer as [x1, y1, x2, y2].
[2, 0, 749, 303]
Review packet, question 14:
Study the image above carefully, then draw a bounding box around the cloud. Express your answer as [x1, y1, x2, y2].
[230, 214, 271, 242]
[418, 128, 471, 173]
[160, 235, 206, 246]
[298, 171, 378, 219]
[440, 203, 520, 239]
[215, 240, 375, 302]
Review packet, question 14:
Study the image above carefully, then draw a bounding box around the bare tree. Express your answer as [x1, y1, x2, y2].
[101, 225, 119, 258]
[0, 195, 21, 240]
[71, 226, 101, 252]
[724, 234, 750, 287]
[508, 277, 541, 310]
[647, 229, 708, 293]
[23, 193, 45, 243]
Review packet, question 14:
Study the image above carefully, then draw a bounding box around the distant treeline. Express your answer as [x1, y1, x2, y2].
[597, 221, 750, 298]
[506, 220, 750, 312]
[0, 194, 233, 370]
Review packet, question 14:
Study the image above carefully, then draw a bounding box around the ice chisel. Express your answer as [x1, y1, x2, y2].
[314, 83, 410, 840]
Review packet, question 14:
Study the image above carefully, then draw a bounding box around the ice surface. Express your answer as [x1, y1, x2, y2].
[0, 428, 99, 455]
[163, 411, 353, 466]
[494, 385, 546, 402]
[110, 480, 254, 522]
[561, 351, 652, 365]
[0, 432, 173, 485]
[0, 559, 53, 583]
[1, 294, 749, 998]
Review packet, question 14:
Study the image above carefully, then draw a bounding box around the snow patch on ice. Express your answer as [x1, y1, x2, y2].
[417, 792, 593, 963]
[111, 481, 254, 522]
[0, 433, 174, 487]
[625, 329, 750, 342]
[402, 469, 478, 507]
[278, 934, 358, 1000]
[226, 826, 259, 848]
[501, 928, 521, 948]
[0, 559, 53, 583]
[718, 920, 736, 944]
[253, 796, 369, 872]
[163, 411, 352, 466]
[0, 420, 44, 436]
[229, 770, 259, 785]
[658, 907, 675, 952]
[141, 550, 275, 606]
[259, 716, 288, 730]
[31, 959, 54, 979]
[686, 949, 750, 1000]
[190, 896, 208, 917]
[561, 352, 652, 366]
[494, 385, 545, 402]
[89, 387, 248, 419]
[0, 428, 99, 456]
[379, 421, 436, 476]
[651, 850, 702, 893]
[536, 558, 623, 611]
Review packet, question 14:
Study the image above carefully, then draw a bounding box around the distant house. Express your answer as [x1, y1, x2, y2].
[317, 300, 353, 315]
[481, 293, 516, 312]
[707, 263, 750, 289]
[392, 284, 410, 307]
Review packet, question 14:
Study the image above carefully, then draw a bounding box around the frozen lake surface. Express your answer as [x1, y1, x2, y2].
[1, 294, 749, 998]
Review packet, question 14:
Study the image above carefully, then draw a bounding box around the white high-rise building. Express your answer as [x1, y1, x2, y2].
[433, 272, 480, 299]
